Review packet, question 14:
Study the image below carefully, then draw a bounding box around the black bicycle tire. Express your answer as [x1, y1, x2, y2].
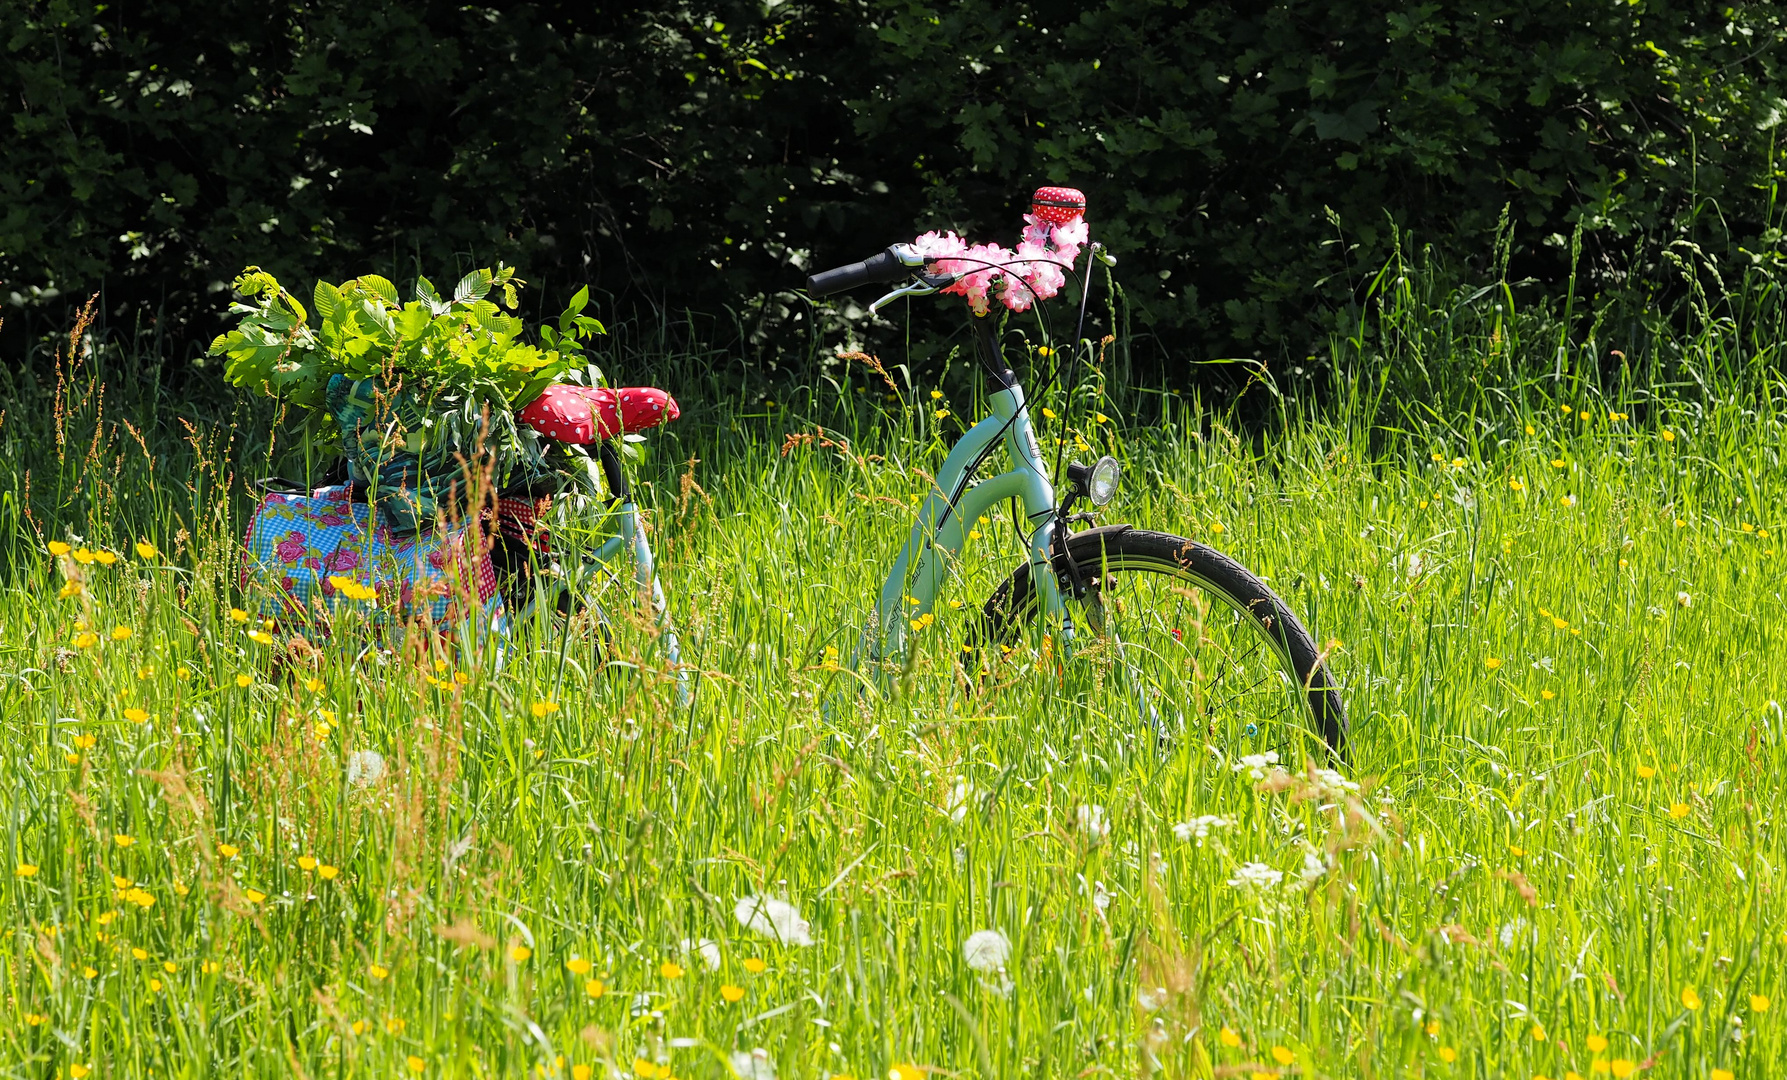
[976, 525, 1348, 758]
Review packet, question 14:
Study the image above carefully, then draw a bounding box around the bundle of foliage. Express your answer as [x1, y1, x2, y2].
[209, 265, 609, 497]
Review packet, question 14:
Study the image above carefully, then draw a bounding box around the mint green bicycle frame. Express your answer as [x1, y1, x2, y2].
[569, 493, 689, 704]
[868, 381, 1072, 660]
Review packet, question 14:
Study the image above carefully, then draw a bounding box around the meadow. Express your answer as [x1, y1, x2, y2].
[1, 285, 1783, 1080]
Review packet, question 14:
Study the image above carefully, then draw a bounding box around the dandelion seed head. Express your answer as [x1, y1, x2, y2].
[962, 929, 1011, 973]
[734, 896, 814, 947]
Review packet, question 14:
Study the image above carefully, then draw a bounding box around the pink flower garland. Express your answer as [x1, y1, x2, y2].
[911, 215, 1090, 315]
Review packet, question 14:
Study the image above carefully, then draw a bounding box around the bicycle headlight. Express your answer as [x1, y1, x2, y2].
[1087, 455, 1121, 506]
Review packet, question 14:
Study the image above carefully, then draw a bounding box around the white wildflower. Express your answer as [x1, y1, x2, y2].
[734, 895, 815, 947]
[1227, 861, 1284, 889]
[1296, 850, 1329, 887]
[946, 779, 979, 825]
[1232, 750, 1280, 780]
[1076, 803, 1110, 844]
[1171, 814, 1232, 846]
[680, 937, 721, 971]
[1676, 591, 1692, 608]
[1499, 917, 1532, 949]
[1092, 880, 1112, 913]
[345, 749, 386, 787]
[962, 929, 1011, 974]
[1137, 985, 1170, 1011]
[730, 1048, 776, 1080]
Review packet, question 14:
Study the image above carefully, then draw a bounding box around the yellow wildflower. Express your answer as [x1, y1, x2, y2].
[585, 979, 607, 998]
[48, 541, 72, 556]
[566, 957, 593, 975]
[1271, 1046, 1295, 1065]
[1681, 985, 1702, 1010]
[111, 626, 133, 641]
[298, 856, 317, 872]
[124, 707, 149, 724]
[16, 863, 37, 877]
[510, 945, 532, 963]
[742, 957, 768, 973]
[721, 984, 745, 1002]
[1669, 802, 1691, 820]
[135, 541, 158, 559]
[1218, 1027, 1241, 1047]
[369, 963, 390, 979]
[659, 961, 685, 979]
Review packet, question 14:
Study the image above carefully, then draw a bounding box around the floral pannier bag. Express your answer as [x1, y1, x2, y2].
[241, 484, 506, 630]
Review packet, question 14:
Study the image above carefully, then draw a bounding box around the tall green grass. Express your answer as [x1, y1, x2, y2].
[0, 271, 1783, 1079]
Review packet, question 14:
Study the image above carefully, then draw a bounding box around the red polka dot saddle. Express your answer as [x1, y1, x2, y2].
[516, 385, 680, 444]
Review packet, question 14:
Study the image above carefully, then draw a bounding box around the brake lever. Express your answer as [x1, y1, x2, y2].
[868, 271, 961, 316]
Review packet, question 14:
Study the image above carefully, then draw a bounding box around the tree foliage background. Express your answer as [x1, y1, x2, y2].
[5, 0, 1787, 370]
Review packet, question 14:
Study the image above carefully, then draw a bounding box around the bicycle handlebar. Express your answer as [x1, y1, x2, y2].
[807, 245, 923, 297]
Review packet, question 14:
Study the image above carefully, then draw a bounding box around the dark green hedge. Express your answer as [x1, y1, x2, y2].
[5, 0, 1786, 367]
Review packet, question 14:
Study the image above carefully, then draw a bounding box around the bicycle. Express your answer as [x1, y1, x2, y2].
[805, 187, 1347, 757]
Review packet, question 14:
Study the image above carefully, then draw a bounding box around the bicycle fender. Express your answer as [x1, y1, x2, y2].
[1051, 523, 1135, 596]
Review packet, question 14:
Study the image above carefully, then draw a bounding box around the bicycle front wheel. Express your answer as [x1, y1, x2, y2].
[975, 525, 1347, 758]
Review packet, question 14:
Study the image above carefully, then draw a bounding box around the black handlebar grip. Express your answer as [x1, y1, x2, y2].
[807, 249, 912, 296]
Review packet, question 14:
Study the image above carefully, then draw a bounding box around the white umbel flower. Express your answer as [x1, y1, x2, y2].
[734, 895, 815, 947]
[1227, 861, 1284, 889]
[1171, 815, 1232, 845]
[1232, 750, 1280, 780]
[962, 929, 1011, 973]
